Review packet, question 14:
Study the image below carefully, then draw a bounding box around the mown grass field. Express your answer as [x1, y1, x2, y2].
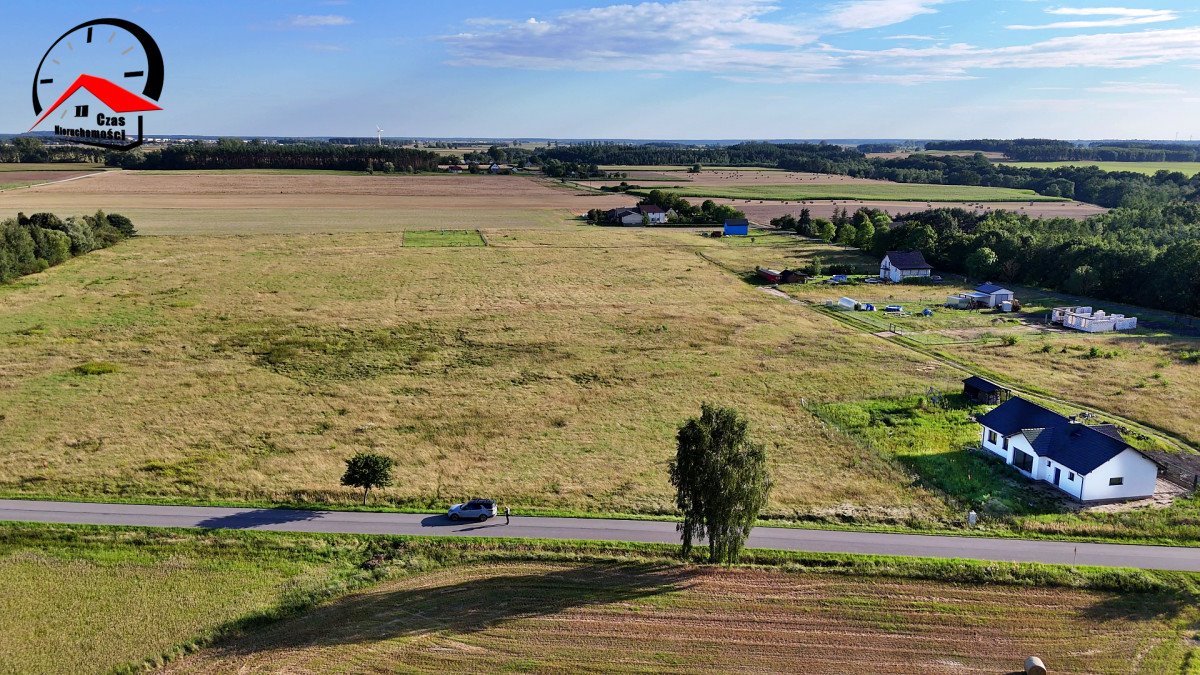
[630, 183, 1067, 203]
[1001, 161, 1200, 176]
[0, 224, 959, 522]
[165, 560, 1191, 674]
[0, 163, 106, 172]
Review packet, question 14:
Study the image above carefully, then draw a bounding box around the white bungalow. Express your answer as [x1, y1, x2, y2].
[880, 251, 932, 283]
[976, 397, 1158, 501]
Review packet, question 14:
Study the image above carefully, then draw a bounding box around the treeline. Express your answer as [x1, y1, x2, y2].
[0, 137, 105, 164]
[542, 142, 1200, 207]
[860, 153, 1199, 207]
[791, 203, 1200, 316]
[927, 138, 1200, 162]
[1, 210, 134, 283]
[536, 142, 866, 171]
[105, 139, 444, 171]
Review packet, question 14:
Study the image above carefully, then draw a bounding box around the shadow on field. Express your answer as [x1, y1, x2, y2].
[197, 564, 701, 660]
[196, 508, 321, 530]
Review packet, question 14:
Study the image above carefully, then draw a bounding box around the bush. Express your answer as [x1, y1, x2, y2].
[73, 361, 120, 376]
[1000, 335, 1020, 346]
[0, 211, 135, 285]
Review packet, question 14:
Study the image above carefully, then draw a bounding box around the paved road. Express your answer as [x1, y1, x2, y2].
[2, 499, 1197, 571]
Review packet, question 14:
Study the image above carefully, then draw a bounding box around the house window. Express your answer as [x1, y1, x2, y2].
[1002, 436, 1009, 450]
[987, 430, 998, 445]
[1068, 472, 1075, 481]
[1013, 450, 1035, 473]
[1109, 477, 1124, 486]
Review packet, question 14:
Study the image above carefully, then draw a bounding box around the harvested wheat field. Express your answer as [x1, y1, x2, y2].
[0, 171, 628, 234]
[164, 562, 1188, 674]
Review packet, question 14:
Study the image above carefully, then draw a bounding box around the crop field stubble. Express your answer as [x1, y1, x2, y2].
[0, 170, 632, 234]
[163, 561, 1190, 674]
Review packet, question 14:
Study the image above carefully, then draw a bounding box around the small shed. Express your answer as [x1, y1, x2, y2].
[963, 376, 1011, 405]
[756, 266, 782, 283]
[724, 219, 749, 236]
[780, 269, 808, 284]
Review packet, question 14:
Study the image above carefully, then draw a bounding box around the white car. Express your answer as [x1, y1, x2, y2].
[447, 499, 497, 522]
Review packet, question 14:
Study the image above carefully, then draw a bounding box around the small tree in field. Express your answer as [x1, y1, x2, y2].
[669, 403, 771, 564]
[341, 452, 394, 505]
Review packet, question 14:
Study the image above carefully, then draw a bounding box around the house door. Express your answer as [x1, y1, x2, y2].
[1053, 468, 1061, 486]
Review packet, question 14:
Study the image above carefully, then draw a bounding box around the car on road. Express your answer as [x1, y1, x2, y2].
[447, 499, 497, 522]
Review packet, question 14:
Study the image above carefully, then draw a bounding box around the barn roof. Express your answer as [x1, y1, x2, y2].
[638, 204, 665, 214]
[977, 397, 1137, 475]
[963, 376, 1007, 393]
[884, 250, 932, 270]
[976, 283, 1012, 295]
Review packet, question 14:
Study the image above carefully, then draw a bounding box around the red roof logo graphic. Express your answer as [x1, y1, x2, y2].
[30, 73, 161, 131]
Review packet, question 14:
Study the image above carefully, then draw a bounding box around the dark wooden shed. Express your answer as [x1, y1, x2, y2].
[963, 376, 1011, 405]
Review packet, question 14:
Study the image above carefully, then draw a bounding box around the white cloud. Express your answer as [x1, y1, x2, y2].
[824, 0, 948, 32]
[444, 1, 1200, 86]
[283, 15, 354, 28]
[1086, 80, 1187, 95]
[885, 34, 938, 40]
[1008, 7, 1177, 30]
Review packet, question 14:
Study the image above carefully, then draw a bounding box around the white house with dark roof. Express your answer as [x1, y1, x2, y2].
[880, 251, 932, 283]
[976, 396, 1158, 501]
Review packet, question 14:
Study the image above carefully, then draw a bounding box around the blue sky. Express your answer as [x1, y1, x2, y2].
[3, 0, 1200, 139]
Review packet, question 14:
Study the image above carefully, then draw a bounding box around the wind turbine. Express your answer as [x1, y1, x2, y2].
[376, 126, 384, 147]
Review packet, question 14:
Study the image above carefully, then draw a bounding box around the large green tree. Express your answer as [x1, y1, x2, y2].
[669, 404, 772, 564]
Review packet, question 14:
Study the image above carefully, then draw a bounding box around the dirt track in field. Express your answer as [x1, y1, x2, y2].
[0, 171, 102, 187]
[163, 562, 1180, 674]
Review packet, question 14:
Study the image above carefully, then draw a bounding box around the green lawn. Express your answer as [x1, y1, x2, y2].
[403, 229, 486, 247]
[0, 163, 105, 172]
[630, 183, 1067, 203]
[0, 524, 366, 674]
[1000, 161, 1200, 177]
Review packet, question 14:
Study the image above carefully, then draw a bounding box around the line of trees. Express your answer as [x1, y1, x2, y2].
[104, 139, 446, 172]
[927, 138, 1200, 162]
[0, 137, 106, 164]
[876, 205, 1200, 316]
[1, 210, 134, 283]
[536, 142, 1200, 208]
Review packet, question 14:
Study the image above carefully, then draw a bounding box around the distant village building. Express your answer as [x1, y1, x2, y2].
[447, 165, 464, 174]
[975, 395, 1158, 501]
[880, 251, 932, 283]
[606, 204, 668, 226]
[1052, 306, 1138, 333]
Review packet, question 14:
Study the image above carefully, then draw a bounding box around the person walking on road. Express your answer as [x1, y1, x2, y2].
[505, 506, 511, 525]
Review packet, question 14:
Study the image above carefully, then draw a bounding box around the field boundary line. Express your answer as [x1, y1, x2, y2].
[0, 170, 108, 193]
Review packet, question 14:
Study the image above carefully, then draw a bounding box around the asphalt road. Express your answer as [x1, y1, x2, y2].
[2, 499, 1198, 571]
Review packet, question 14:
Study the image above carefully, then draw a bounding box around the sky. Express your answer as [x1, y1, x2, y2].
[2, 0, 1200, 140]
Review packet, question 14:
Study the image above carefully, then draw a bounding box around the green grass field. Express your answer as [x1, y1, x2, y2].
[403, 229, 486, 247]
[630, 183, 1067, 202]
[0, 524, 368, 674]
[1001, 161, 1200, 176]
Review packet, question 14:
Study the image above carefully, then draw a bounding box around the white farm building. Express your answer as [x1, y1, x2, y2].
[976, 396, 1158, 501]
[1052, 306, 1137, 333]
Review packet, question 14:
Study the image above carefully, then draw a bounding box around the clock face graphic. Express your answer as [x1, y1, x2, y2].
[30, 18, 164, 149]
